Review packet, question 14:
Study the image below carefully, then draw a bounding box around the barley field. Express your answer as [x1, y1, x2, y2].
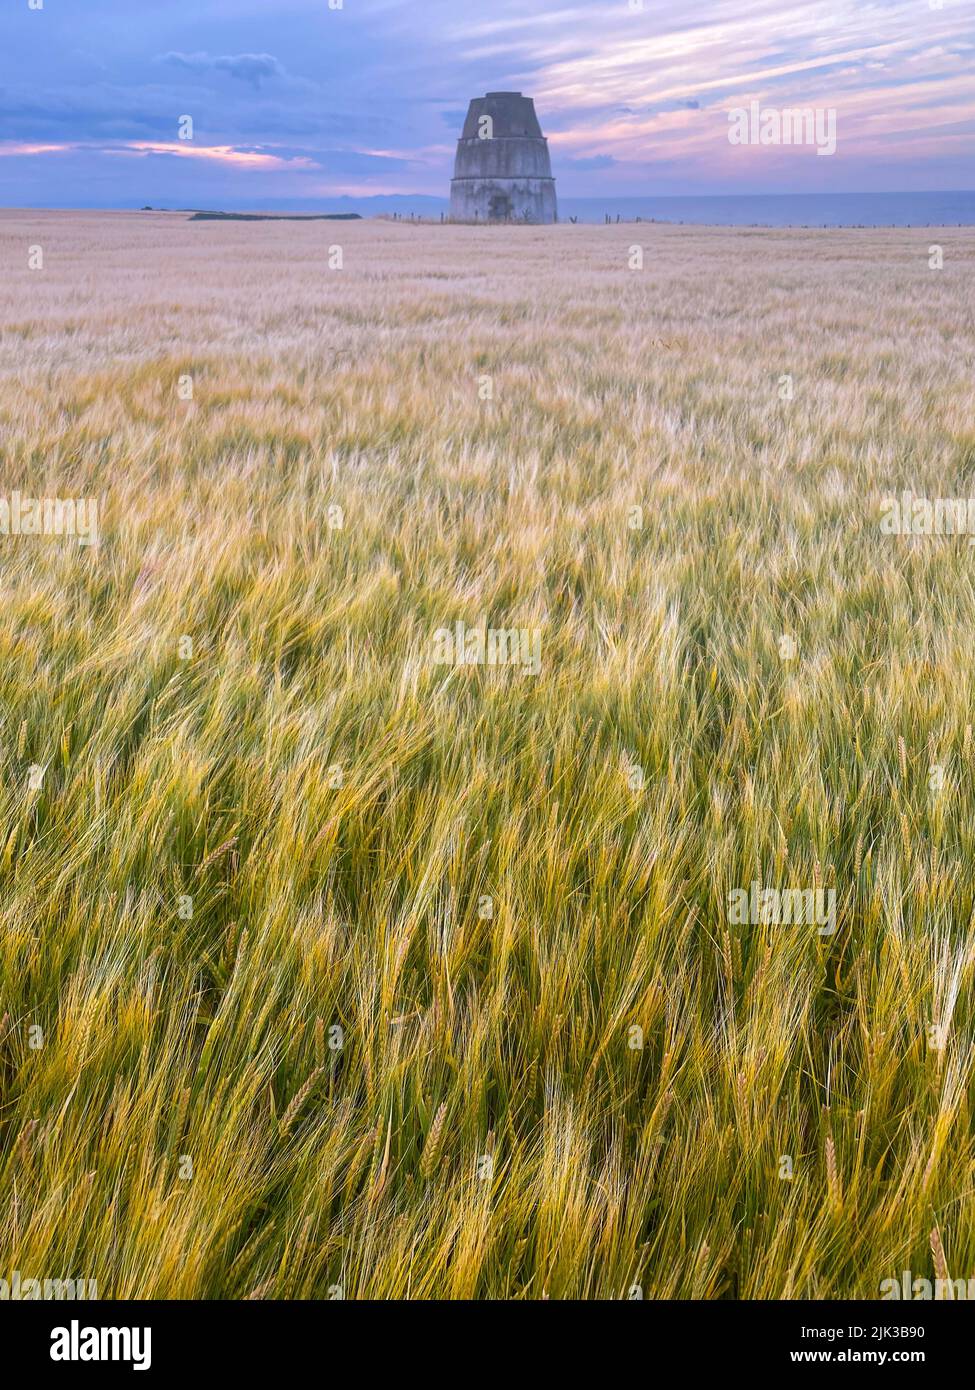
[1, 210, 974, 1300]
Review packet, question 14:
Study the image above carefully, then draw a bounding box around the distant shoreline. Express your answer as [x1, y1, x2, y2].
[185, 210, 362, 222]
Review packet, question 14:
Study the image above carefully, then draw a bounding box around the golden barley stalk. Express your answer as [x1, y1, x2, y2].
[930, 1226, 951, 1294]
[245, 1279, 275, 1300]
[647, 1089, 673, 1140]
[15, 1119, 37, 1161]
[370, 1112, 394, 1201]
[280, 1067, 323, 1136]
[172, 1086, 190, 1145]
[825, 1136, 841, 1212]
[420, 1101, 448, 1179]
[721, 930, 734, 988]
[200, 834, 238, 871]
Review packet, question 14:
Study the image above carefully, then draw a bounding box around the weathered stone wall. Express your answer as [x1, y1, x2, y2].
[450, 176, 558, 224]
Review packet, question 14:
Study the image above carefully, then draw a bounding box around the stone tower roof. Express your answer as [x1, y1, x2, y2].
[460, 93, 544, 141]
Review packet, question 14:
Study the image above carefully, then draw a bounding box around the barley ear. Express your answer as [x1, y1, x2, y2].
[420, 1101, 448, 1180]
[930, 1226, 951, 1295]
[280, 1067, 323, 1136]
[825, 1135, 841, 1213]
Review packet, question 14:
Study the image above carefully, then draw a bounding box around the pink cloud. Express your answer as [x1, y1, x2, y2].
[0, 142, 74, 157]
[109, 142, 318, 170]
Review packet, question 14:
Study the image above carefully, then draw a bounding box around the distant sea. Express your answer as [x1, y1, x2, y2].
[109, 189, 975, 227]
[557, 191, 975, 227]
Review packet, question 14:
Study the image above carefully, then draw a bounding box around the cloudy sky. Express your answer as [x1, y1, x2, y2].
[1, 0, 972, 207]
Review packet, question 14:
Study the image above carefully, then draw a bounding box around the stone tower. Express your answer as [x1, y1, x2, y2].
[450, 92, 557, 224]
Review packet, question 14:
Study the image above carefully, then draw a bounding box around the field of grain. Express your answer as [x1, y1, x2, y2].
[0, 210, 974, 1299]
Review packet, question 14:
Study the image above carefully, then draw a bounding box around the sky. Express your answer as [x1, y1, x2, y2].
[0, 0, 972, 208]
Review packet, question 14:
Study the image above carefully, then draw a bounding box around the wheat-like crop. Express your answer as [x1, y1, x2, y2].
[0, 211, 973, 1298]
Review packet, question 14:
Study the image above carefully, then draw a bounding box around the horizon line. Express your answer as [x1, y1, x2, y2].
[3, 187, 975, 214]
